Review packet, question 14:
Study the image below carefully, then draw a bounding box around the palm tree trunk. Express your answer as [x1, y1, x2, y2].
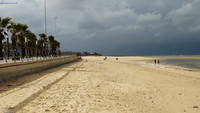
[0, 33, 4, 60]
[0, 40, 3, 60]
[12, 39, 16, 49]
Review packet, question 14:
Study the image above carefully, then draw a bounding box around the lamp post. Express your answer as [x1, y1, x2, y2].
[4, 33, 9, 62]
[55, 17, 57, 39]
[25, 37, 29, 62]
[5, 33, 9, 60]
[44, 0, 47, 35]
[44, 0, 48, 58]
[6, 24, 11, 60]
[36, 40, 38, 60]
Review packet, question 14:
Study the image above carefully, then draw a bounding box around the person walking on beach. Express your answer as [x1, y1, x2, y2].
[157, 60, 160, 64]
[154, 60, 156, 64]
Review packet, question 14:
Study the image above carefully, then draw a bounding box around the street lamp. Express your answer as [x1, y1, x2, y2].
[5, 32, 9, 60]
[55, 17, 57, 39]
[44, 0, 48, 58]
[6, 24, 11, 60]
[36, 40, 38, 60]
[44, 0, 47, 35]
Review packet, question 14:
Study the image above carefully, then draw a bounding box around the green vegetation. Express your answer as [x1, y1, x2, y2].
[0, 16, 60, 59]
[48, 35, 60, 52]
[0, 17, 11, 59]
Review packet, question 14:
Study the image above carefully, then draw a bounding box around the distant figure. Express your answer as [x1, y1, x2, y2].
[157, 60, 160, 64]
[104, 56, 107, 60]
[13, 49, 20, 60]
[14, 49, 19, 57]
[58, 49, 61, 57]
[154, 60, 156, 64]
[116, 58, 118, 60]
[48, 48, 52, 56]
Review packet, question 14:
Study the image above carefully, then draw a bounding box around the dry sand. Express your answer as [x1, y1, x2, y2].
[0, 56, 200, 113]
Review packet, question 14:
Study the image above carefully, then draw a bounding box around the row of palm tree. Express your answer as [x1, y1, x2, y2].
[0, 17, 11, 59]
[0, 16, 60, 59]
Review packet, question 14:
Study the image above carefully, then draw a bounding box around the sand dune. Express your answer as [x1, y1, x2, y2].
[0, 56, 200, 113]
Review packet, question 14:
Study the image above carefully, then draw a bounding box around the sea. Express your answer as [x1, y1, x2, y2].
[158, 55, 200, 71]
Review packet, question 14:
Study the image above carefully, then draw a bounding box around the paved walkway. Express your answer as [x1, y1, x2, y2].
[0, 56, 70, 64]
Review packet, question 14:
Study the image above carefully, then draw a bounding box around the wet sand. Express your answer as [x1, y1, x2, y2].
[0, 56, 200, 113]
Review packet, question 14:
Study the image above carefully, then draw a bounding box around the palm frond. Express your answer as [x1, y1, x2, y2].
[1, 17, 11, 27]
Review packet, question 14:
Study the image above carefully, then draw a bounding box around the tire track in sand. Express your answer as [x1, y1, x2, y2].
[0, 59, 85, 113]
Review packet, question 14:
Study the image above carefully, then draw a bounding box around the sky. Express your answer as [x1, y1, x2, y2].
[0, 0, 200, 56]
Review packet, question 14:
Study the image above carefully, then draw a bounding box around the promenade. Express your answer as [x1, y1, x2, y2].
[0, 56, 69, 64]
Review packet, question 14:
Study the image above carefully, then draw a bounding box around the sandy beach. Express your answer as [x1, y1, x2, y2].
[0, 56, 200, 113]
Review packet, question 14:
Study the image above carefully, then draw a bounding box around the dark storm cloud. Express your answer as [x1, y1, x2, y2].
[1, 0, 200, 55]
[0, 0, 44, 34]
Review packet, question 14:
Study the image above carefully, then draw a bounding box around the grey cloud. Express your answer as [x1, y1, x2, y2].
[136, 13, 162, 23]
[1, 0, 200, 55]
[167, 0, 200, 33]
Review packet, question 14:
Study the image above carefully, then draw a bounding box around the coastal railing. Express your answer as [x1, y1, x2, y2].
[0, 44, 76, 64]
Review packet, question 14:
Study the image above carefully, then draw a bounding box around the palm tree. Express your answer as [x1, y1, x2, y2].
[10, 22, 29, 59]
[25, 30, 37, 47]
[48, 35, 60, 56]
[39, 33, 47, 41]
[11, 22, 38, 58]
[17, 24, 28, 57]
[10, 22, 21, 50]
[25, 30, 37, 57]
[0, 17, 11, 60]
[18, 24, 28, 44]
[38, 33, 47, 57]
[48, 35, 54, 42]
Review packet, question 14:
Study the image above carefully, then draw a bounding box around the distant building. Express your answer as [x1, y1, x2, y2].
[80, 52, 102, 56]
